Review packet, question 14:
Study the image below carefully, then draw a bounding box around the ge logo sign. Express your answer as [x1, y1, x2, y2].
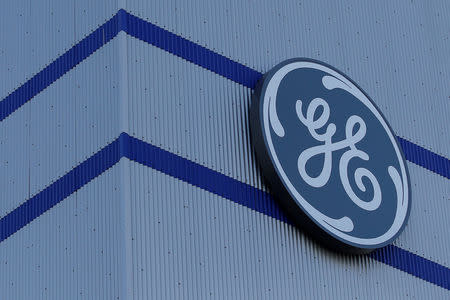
[250, 58, 411, 253]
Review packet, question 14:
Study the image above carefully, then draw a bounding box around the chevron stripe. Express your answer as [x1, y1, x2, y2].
[0, 10, 448, 179]
[0, 12, 120, 121]
[0, 9, 449, 289]
[0, 133, 448, 289]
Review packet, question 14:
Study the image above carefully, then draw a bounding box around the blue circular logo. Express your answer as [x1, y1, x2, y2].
[251, 58, 411, 253]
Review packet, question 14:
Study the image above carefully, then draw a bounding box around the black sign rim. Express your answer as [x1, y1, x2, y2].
[250, 57, 411, 254]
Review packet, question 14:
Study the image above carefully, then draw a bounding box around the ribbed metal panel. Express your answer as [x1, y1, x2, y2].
[126, 36, 264, 191]
[0, 4, 124, 299]
[0, 39, 121, 218]
[394, 162, 450, 267]
[125, 0, 450, 158]
[0, 0, 118, 100]
[0, 103, 29, 217]
[0, 162, 125, 299]
[128, 161, 448, 299]
[0, 1, 448, 299]
[0, 0, 121, 217]
[125, 36, 449, 266]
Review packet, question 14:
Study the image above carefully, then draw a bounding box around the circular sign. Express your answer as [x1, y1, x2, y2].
[250, 58, 411, 253]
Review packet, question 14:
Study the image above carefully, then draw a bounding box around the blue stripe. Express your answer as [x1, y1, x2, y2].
[0, 13, 120, 122]
[123, 11, 261, 89]
[1, 133, 448, 289]
[371, 245, 450, 290]
[0, 137, 121, 242]
[121, 10, 449, 179]
[0, 9, 448, 288]
[397, 137, 449, 179]
[0, 10, 448, 179]
[124, 134, 289, 223]
[127, 135, 450, 290]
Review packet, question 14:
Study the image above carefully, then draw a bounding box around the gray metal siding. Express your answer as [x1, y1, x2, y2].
[0, 1, 448, 299]
[125, 0, 450, 158]
[0, 0, 118, 100]
[0, 39, 121, 217]
[125, 36, 449, 265]
[129, 161, 449, 299]
[0, 162, 125, 299]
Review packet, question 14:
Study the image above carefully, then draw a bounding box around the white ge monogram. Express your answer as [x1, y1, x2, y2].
[296, 98, 382, 211]
[267, 72, 406, 233]
[260, 60, 409, 247]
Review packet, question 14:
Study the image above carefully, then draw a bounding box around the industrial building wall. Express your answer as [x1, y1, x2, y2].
[0, 1, 449, 299]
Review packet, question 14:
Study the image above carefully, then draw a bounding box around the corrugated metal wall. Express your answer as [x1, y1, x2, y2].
[0, 0, 449, 299]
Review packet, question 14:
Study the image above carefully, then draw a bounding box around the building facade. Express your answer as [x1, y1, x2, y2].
[0, 1, 449, 299]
